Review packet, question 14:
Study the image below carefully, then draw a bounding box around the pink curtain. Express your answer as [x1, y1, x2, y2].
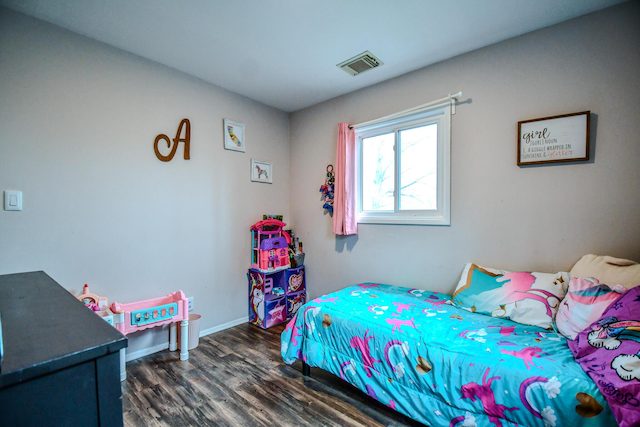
[333, 123, 358, 235]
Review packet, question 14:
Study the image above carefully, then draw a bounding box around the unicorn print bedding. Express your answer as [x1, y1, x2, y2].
[281, 283, 617, 426]
[568, 286, 640, 427]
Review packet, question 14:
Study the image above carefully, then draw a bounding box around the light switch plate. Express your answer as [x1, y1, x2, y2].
[4, 191, 22, 211]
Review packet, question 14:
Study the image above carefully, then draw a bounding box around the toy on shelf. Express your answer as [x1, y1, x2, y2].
[110, 291, 189, 381]
[78, 284, 107, 311]
[319, 164, 335, 216]
[250, 219, 292, 272]
[286, 230, 305, 268]
[76, 284, 114, 325]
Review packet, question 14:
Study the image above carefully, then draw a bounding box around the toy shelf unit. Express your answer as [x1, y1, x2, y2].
[110, 290, 189, 381]
[248, 266, 306, 329]
[251, 219, 292, 273]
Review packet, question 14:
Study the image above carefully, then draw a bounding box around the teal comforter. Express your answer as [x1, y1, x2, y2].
[281, 283, 616, 426]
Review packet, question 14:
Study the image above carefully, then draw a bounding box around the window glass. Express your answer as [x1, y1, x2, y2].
[399, 123, 438, 210]
[361, 132, 394, 211]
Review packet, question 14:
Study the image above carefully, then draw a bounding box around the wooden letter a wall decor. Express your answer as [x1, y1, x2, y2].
[154, 118, 191, 162]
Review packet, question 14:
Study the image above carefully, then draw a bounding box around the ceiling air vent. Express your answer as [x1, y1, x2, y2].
[337, 51, 384, 76]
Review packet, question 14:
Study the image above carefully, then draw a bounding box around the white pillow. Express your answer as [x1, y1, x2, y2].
[570, 254, 640, 290]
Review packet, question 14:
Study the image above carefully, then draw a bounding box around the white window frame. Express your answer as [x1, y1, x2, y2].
[356, 104, 451, 225]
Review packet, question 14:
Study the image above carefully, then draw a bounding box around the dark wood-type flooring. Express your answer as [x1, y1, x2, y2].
[122, 322, 424, 426]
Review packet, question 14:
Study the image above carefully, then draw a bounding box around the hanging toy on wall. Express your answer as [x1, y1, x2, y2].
[319, 165, 335, 216]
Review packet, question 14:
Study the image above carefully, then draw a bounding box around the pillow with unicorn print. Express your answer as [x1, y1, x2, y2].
[449, 263, 570, 329]
[555, 276, 626, 340]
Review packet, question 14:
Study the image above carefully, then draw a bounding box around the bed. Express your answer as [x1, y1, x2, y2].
[281, 283, 617, 427]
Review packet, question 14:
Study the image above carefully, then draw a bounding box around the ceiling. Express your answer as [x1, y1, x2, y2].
[0, 0, 626, 112]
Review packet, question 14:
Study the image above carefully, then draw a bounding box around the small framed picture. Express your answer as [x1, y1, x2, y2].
[251, 159, 272, 184]
[223, 119, 245, 152]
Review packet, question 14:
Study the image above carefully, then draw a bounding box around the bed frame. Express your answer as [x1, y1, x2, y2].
[301, 361, 311, 376]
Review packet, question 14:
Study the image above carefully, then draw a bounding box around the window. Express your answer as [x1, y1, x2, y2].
[356, 104, 450, 225]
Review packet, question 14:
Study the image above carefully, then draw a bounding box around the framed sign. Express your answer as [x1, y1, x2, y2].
[518, 111, 590, 166]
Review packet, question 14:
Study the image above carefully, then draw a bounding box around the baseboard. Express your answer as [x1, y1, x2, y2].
[124, 315, 249, 362]
[125, 342, 169, 362]
[199, 316, 249, 338]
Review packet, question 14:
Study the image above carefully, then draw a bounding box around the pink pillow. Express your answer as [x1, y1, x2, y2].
[555, 277, 626, 340]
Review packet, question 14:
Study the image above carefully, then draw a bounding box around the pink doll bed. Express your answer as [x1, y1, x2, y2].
[110, 290, 189, 381]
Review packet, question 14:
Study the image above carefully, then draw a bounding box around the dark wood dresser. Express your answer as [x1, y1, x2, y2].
[0, 271, 127, 426]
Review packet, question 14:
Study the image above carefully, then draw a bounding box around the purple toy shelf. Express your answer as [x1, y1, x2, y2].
[264, 293, 282, 302]
[248, 266, 306, 329]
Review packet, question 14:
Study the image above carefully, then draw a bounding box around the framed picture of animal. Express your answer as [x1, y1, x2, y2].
[251, 159, 273, 184]
[223, 118, 245, 152]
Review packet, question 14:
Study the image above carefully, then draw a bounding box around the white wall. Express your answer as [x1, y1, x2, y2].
[290, 2, 640, 299]
[0, 8, 290, 354]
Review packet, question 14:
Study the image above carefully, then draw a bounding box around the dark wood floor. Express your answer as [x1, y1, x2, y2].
[122, 322, 424, 427]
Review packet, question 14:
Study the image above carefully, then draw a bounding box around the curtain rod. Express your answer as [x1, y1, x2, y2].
[348, 91, 462, 130]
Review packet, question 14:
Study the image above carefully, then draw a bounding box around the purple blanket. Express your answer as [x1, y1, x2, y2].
[568, 286, 640, 427]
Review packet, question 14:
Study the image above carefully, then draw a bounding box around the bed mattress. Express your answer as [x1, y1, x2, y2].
[281, 283, 616, 427]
